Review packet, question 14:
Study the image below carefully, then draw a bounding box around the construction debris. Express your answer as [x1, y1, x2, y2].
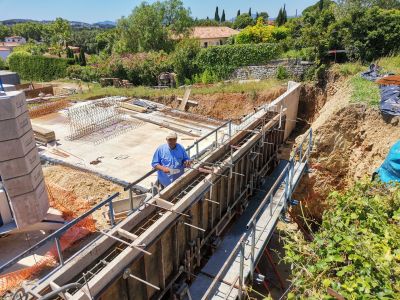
[32, 124, 56, 143]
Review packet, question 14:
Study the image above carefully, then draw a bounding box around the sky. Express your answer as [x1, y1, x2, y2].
[0, 0, 318, 23]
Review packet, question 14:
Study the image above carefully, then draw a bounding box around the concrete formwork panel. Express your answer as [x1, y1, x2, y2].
[0, 147, 40, 180]
[2, 162, 43, 197]
[0, 91, 27, 121]
[0, 111, 32, 141]
[9, 179, 49, 228]
[0, 130, 36, 161]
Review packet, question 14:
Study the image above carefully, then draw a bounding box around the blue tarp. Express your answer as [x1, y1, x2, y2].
[360, 65, 400, 116]
[376, 141, 400, 183]
[380, 85, 400, 116]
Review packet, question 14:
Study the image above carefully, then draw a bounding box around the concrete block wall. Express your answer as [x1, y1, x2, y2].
[230, 59, 314, 81]
[0, 90, 49, 228]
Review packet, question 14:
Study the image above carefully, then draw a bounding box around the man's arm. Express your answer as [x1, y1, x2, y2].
[151, 148, 170, 173]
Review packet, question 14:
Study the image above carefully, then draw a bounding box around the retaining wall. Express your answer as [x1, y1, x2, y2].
[231, 59, 314, 81]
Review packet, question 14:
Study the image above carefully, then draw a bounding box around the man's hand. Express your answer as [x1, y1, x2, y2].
[184, 160, 192, 168]
[155, 165, 170, 174]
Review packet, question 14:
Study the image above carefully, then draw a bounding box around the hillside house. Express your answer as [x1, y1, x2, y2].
[4, 36, 26, 44]
[190, 26, 239, 48]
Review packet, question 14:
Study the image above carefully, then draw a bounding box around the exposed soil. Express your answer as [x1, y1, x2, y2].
[293, 77, 400, 222]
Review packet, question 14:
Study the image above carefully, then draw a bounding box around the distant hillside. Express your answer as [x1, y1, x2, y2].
[0, 19, 116, 29]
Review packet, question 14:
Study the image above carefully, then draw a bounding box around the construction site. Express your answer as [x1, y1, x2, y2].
[1, 59, 400, 300]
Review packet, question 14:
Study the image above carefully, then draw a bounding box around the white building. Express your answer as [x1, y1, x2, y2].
[4, 36, 27, 44]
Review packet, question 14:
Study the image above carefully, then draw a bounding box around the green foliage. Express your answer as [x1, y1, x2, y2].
[7, 52, 69, 81]
[79, 48, 87, 66]
[66, 47, 74, 59]
[276, 5, 288, 26]
[281, 48, 316, 61]
[236, 19, 290, 44]
[196, 43, 281, 79]
[215, 6, 220, 22]
[96, 29, 116, 54]
[233, 14, 256, 29]
[0, 24, 11, 41]
[0, 57, 7, 70]
[170, 38, 201, 84]
[221, 10, 226, 22]
[284, 181, 400, 298]
[109, 52, 171, 85]
[12, 42, 47, 56]
[114, 0, 191, 53]
[258, 12, 270, 22]
[194, 69, 219, 84]
[350, 76, 380, 106]
[237, 10, 241, 17]
[66, 65, 108, 82]
[12, 22, 44, 41]
[70, 29, 99, 54]
[276, 65, 289, 80]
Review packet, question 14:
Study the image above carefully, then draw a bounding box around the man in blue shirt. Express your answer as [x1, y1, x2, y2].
[151, 132, 191, 188]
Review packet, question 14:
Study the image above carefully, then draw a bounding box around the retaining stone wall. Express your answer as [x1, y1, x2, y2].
[230, 59, 314, 81]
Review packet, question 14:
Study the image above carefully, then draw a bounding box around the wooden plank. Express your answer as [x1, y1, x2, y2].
[178, 88, 191, 111]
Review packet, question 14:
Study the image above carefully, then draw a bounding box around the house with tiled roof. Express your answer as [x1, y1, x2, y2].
[190, 26, 239, 48]
[4, 36, 26, 44]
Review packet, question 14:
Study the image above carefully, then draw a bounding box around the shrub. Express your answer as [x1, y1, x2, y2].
[66, 65, 109, 82]
[0, 57, 7, 70]
[276, 65, 289, 80]
[235, 19, 290, 44]
[7, 52, 70, 81]
[284, 181, 400, 299]
[170, 38, 201, 85]
[196, 43, 281, 79]
[109, 52, 172, 86]
[193, 70, 219, 84]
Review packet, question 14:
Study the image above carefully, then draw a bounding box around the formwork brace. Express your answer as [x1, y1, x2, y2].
[123, 268, 160, 291]
[98, 230, 151, 256]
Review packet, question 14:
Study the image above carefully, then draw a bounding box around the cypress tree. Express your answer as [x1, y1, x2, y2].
[221, 10, 226, 22]
[283, 4, 287, 24]
[237, 10, 241, 17]
[79, 48, 86, 66]
[74, 54, 80, 65]
[214, 6, 220, 22]
[249, 8, 252, 17]
[276, 8, 283, 26]
[319, 0, 324, 11]
[256, 12, 259, 19]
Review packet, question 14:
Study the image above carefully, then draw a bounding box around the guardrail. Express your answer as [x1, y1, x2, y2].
[0, 193, 120, 276]
[201, 129, 312, 300]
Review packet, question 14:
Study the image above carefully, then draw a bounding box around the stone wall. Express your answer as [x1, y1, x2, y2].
[230, 59, 314, 81]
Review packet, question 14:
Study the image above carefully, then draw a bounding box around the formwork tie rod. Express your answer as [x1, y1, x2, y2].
[123, 269, 160, 290]
[204, 198, 220, 205]
[181, 221, 206, 232]
[99, 230, 151, 256]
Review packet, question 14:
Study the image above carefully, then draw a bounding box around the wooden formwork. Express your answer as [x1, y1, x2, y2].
[33, 110, 286, 300]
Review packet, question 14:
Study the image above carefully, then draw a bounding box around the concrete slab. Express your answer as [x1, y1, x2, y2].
[32, 111, 217, 188]
[0, 91, 27, 121]
[0, 110, 32, 141]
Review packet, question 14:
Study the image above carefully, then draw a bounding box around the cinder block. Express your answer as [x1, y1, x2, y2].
[0, 189, 13, 225]
[10, 179, 49, 229]
[0, 147, 40, 180]
[0, 111, 32, 141]
[2, 162, 44, 197]
[0, 91, 27, 121]
[0, 130, 36, 161]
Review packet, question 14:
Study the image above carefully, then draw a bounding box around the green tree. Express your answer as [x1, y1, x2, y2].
[96, 29, 116, 54]
[79, 48, 86, 66]
[319, 0, 324, 11]
[249, 8, 252, 17]
[276, 8, 284, 26]
[221, 10, 226, 22]
[233, 14, 256, 29]
[259, 12, 270, 22]
[12, 22, 43, 41]
[237, 10, 241, 17]
[158, 0, 193, 34]
[215, 6, 220, 22]
[0, 24, 11, 41]
[50, 18, 72, 47]
[171, 38, 201, 84]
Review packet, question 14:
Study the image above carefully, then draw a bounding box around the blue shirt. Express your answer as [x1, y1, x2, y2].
[151, 143, 190, 187]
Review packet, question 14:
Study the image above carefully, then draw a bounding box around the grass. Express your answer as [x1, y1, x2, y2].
[350, 76, 380, 106]
[68, 78, 285, 101]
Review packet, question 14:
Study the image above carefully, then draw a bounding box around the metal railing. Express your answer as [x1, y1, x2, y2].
[201, 129, 312, 300]
[0, 193, 120, 277]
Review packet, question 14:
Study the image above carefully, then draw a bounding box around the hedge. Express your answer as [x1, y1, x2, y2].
[196, 43, 282, 79]
[8, 52, 70, 81]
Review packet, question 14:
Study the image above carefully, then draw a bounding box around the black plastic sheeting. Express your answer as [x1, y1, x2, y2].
[360, 65, 400, 116]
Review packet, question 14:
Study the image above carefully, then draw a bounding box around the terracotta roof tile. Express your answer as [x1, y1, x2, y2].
[191, 26, 239, 39]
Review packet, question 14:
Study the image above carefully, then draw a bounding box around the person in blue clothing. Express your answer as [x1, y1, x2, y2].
[151, 132, 191, 189]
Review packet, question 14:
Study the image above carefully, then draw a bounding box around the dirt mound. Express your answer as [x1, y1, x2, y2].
[188, 87, 286, 121]
[294, 103, 400, 221]
[43, 165, 124, 204]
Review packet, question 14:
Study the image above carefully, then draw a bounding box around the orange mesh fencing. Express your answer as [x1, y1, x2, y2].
[0, 183, 97, 296]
